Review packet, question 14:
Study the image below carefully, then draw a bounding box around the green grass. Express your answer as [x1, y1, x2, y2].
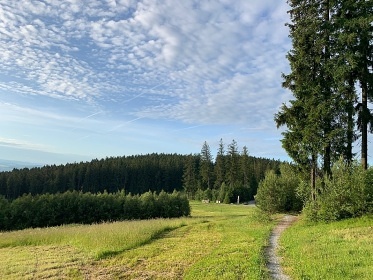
[0, 201, 275, 279]
[279, 214, 373, 280]
[0, 218, 189, 259]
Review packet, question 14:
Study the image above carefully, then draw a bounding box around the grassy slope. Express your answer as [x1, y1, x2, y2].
[0, 202, 274, 279]
[279, 215, 373, 280]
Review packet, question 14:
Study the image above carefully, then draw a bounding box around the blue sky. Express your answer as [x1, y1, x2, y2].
[0, 0, 295, 165]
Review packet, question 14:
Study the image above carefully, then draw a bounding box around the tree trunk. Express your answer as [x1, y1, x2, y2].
[346, 78, 355, 163]
[362, 84, 368, 169]
[322, 0, 332, 175]
[311, 154, 317, 201]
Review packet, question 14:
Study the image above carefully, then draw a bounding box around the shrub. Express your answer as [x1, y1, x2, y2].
[0, 196, 9, 230]
[255, 164, 302, 213]
[0, 190, 190, 231]
[304, 159, 372, 221]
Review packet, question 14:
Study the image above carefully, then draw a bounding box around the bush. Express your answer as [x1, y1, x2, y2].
[255, 164, 302, 213]
[364, 168, 373, 213]
[304, 159, 372, 221]
[0, 190, 190, 231]
[0, 196, 9, 230]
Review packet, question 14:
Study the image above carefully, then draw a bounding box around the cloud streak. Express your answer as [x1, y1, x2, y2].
[0, 137, 50, 152]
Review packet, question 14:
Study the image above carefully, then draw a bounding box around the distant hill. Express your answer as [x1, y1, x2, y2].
[0, 153, 281, 201]
[0, 159, 42, 172]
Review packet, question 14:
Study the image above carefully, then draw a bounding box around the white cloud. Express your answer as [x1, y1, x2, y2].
[0, 0, 291, 130]
[0, 137, 51, 152]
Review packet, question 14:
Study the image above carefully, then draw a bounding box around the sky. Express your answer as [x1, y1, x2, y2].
[0, 0, 296, 166]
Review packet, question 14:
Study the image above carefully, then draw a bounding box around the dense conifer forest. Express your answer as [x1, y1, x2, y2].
[0, 140, 281, 202]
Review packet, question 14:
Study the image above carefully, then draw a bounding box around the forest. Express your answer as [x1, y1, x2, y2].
[0, 139, 281, 203]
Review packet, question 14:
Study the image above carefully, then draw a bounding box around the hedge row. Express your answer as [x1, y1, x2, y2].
[0, 190, 190, 231]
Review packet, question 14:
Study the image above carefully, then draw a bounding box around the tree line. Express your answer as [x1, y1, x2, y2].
[0, 153, 186, 200]
[183, 139, 281, 203]
[0, 190, 190, 231]
[0, 145, 281, 202]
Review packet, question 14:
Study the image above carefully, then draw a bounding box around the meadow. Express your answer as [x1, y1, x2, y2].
[0, 202, 275, 279]
[1, 201, 371, 279]
[279, 215, 373, 280]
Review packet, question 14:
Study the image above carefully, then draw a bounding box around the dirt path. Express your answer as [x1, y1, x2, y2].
[266, 215, 298, 280]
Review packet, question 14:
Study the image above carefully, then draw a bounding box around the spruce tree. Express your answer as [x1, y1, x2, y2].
[226, 139, 240, 188]
[182, 154, 198, 199]
[276, 0, 346, 196]
[200, 141, 213, 190]
[336, 0, 373, 169]
[214, 138, 226, 189]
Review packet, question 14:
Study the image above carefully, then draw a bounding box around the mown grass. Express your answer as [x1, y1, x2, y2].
[279, 214, 373, 280]
[0, 201, 275, 279]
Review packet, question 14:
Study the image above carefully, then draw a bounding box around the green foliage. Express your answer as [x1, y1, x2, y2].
[0, 153, 188, 199]
[182, 154, 199, 199]
[200, 141, 213, 190]
[364, 168, 373, 213]
[255, 164, 302, 213]
[304, 159, 373, 222]
[0, 196, 9, 229]
[0, 142, 281, 207]
[0, 190, 190, 231]
[181, 140, 281, 203]
[277, 0, 373, 180]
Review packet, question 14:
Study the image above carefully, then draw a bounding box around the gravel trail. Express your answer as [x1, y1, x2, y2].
[266, 215, 298, 280]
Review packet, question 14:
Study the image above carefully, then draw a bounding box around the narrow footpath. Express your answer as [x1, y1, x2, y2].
[266, 215, 298, 280]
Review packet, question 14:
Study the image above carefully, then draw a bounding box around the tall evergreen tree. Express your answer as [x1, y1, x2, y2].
[200, 141, 213, 190]
[277, 0, 372, 204]
[276, 0, 327, 196]
[226, 139, 240, 188]
[214, 138, 226, 189]
[275, 0, 349, 197]
[336, 0, 373, 169]
[182, 154, 199, 199]
[240, 146, 250, 189]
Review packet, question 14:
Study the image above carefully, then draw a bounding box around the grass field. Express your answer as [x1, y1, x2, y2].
[279, 215, 373, 280]
[0, 201, 275, 279]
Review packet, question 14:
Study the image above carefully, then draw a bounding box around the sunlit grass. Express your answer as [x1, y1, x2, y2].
[184, 211, 273, 279]
[0, 201, 275, 279]
[279, 214, 373, 280]
[0, 218, 189, 259]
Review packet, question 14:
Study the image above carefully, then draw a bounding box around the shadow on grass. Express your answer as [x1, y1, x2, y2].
[96, 224, 187, 260]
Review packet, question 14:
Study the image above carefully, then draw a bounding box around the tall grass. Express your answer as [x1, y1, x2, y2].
[279, 215, 373, 279]
[0, 218, 189, 259]
[0, 202, 275, 279]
